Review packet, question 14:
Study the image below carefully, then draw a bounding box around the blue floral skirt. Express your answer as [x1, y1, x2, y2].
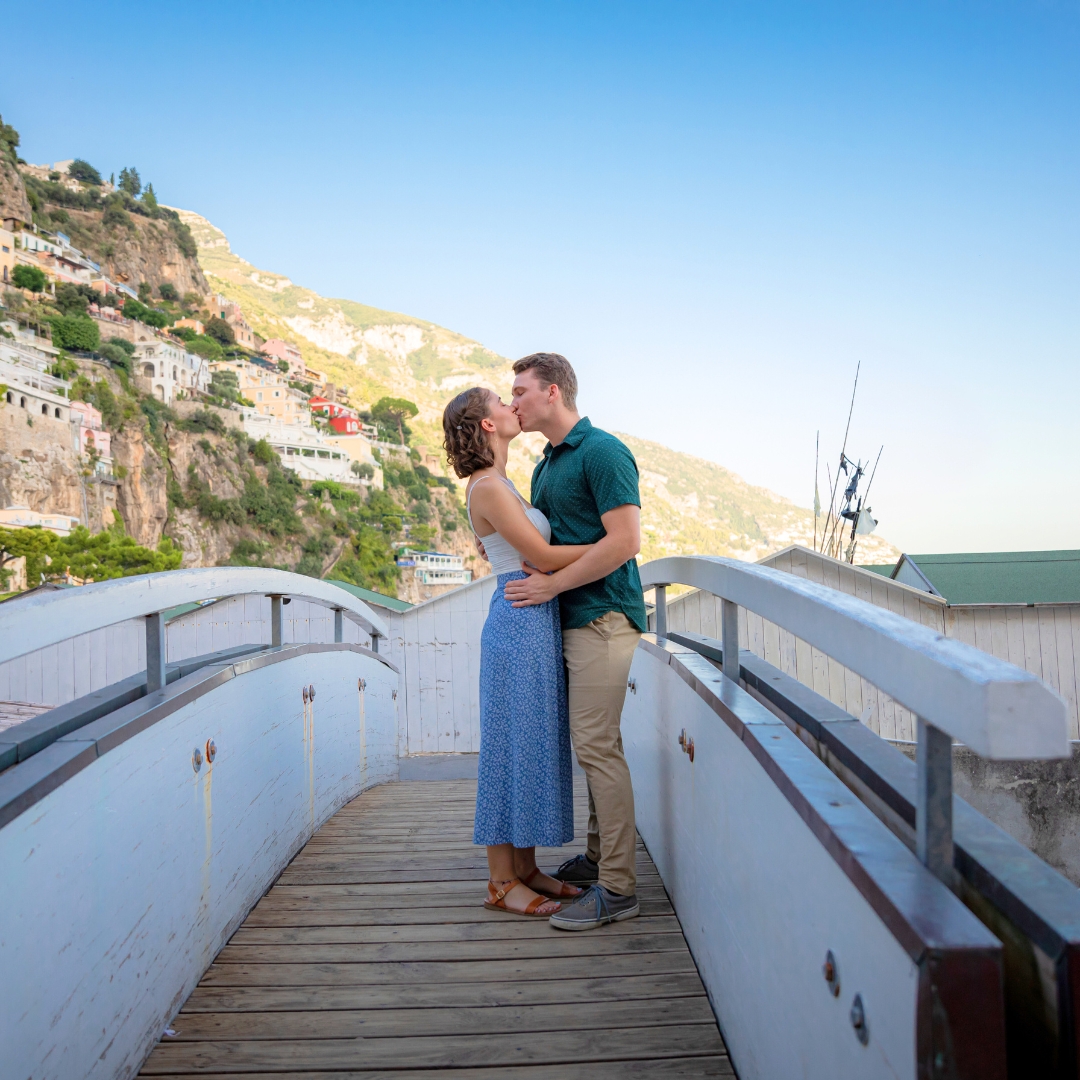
[473, 571, 575, 848]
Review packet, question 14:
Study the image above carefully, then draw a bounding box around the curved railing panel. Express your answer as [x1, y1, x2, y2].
[0, 567, 389, 663]
[0, 642, 398, 1080]
[625, 637, 1006, 1079]
[641, 555, 1067, 758]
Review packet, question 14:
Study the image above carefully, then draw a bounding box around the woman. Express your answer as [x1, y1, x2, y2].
[443, 386, 590, 917]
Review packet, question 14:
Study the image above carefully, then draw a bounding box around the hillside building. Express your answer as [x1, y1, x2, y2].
[309, 397, 377, 439]
[135, 340, 210, 404]
[0, 227, 13, 285]
[69, 402, 113, 475]
[0, 506, 81, 536]
[395, 549, 472, 587]
[212, 358, 309, 424]
[205, 294, 260, 350]
[262, 339, 304, 377]
[241, 414, 364, 486]
[0, 325, 71, 424]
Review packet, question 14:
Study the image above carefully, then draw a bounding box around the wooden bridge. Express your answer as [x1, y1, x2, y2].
[2, 559, 1079, 1080]
[139, 777, 731, 1078]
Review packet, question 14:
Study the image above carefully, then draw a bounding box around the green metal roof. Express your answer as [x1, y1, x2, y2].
[325, 579, 413, 612]
[893, 550, 1080, 605]
[862, 564, 895, 578]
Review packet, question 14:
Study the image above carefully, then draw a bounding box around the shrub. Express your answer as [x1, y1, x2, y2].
[11, 264, 46, 293]
[50, 315, 100, 352]
[205, 316, 235, 346]
[179, 409, 227, 436]
[106, 336, 135, 356]
[122, 298, 170, 328]
[67, 159, 102, 185]
[141, 184, 158, 211]
[276, 359, 289, 374]
[100, 342, 132, 374]
[102, 202, 132, 230]
[351, 461, 375, 480]
[158, 282, 179, 301]
[138, 282, 152, 303]
[49, 354, 78, 379]
[251, 439, 275, 465]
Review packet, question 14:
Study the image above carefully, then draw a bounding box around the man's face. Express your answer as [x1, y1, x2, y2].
[511, 369, 551, 432]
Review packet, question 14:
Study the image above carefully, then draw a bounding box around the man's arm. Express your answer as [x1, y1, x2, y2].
[502, 504, 640, 607]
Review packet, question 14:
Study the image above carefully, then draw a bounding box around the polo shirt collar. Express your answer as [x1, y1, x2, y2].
[543, 416, 592, 457]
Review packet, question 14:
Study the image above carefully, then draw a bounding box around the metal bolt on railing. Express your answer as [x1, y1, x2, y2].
[191, 747, 203, 773]
[358, 678, 367, 692]
[823, 950, 840, 997]
[308, 684, 315, 701]
[302, 686, 308, 703]
[850, 994, 868, 1046]
[205, 739, 216, 764]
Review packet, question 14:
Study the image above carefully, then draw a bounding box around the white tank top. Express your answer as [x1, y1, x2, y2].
[467, 475, 552, 576]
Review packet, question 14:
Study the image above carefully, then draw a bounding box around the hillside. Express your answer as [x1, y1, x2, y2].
[176, 208, 900, 568]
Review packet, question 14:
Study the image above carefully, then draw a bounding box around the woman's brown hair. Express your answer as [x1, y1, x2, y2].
[442, 387, 495, 478]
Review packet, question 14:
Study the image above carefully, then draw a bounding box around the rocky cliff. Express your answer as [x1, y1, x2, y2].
[0, 155, 32, 228]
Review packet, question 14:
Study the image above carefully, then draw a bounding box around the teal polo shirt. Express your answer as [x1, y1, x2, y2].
[530, 417, 648, 633]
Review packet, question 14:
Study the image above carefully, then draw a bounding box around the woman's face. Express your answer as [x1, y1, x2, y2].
[484, 390, 521, 443]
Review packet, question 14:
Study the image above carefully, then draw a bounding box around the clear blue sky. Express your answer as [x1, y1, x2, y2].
[4, 2, 1077, 552]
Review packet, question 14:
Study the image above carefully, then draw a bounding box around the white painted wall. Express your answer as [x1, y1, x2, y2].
[0, 646, 398, 1080]
[381, 575, 497, 755]
[624, 645, 923, 1079]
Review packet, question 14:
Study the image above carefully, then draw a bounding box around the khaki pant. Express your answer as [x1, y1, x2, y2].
[563, 611, 641, 896]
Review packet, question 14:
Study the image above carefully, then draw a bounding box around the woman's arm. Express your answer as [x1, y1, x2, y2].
[469, 479, 590, 572]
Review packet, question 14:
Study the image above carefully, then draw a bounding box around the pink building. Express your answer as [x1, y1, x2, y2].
[70, 401, 112, 459]
[263, 338, 305, 377]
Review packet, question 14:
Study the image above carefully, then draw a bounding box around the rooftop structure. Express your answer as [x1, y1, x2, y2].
[867, 549, 1080, 605]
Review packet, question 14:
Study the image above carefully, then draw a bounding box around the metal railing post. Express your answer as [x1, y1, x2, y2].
[721, 598, 740, 682]
[269, 595, 283, 647]
[145, 611, 165, 693]
[370, 631, 380, 653]
[654, 585, 668, 640]
[333, 607, 343, 644]
[916, 717, 954, 883]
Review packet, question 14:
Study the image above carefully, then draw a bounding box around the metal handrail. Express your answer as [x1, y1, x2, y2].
[0, 567, 390, 690]
[639, 554, 1069, 884]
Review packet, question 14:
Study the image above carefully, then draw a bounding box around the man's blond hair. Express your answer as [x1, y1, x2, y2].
[512, 352, 578, 411]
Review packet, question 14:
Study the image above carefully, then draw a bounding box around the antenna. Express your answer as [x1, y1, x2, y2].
[813, 431, 820, 551]
[819, 364, 860, 556]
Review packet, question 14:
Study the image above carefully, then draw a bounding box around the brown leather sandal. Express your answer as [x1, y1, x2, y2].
[522, 867, 583, 900]
[484, 878, 560, 917]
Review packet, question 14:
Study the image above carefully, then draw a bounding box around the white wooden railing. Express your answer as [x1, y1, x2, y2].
[641, 555, 1069, 882]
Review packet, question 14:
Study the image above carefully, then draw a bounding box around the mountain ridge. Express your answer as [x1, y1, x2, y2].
[174, 207, 901, 568]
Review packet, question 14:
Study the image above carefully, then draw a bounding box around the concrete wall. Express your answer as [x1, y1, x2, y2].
[893, 741, 1080, 887]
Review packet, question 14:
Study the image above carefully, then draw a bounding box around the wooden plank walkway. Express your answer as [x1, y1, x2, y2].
[141, 777, 733, 1078]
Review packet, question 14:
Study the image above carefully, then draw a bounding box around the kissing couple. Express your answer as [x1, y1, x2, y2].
[441, 353, 647, 930]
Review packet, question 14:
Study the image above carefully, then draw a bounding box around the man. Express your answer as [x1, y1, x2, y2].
[504, 352, 647, 931]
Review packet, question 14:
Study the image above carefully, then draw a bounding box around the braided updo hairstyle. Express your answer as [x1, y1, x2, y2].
[442, 387, 496, 478]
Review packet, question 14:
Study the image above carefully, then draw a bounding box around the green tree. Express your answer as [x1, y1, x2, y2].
[118, 167, 141, 197]
[205, 316, 235, 346]
[141, 183, 158, 211]
[371, 396, 419, 445]
[189, 334, 224, 361]
[137, 281, 152, 303]
[67, 159, 102, 185]
[158, 282, 179, 301]
[54, 283, 100, 316]
[0, 525, 57, 586]
[0, 116, 20, 165]
[351, 461, 375, 480]
[50, 315, 100, 352]
[276, 359, 290, 374]
[11, 264, 46, 293]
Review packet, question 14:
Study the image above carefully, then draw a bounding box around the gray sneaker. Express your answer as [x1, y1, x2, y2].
[553, 854, 599, 885]
[548, 884, 639, 931]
